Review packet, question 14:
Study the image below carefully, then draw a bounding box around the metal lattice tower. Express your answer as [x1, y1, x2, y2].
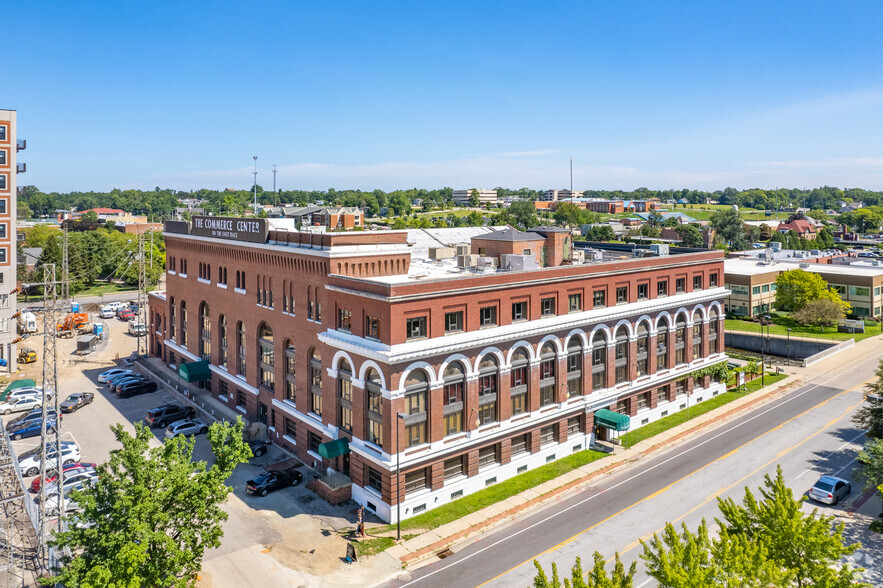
[37, 263, 59, 569]
[137, 231, 148, 357]
[61, 227, 69, 303]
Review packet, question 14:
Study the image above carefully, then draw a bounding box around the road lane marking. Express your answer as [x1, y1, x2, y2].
[401, 356, 880, 588]
[469, 380, 870, 588]
[791, 430, 866, 483]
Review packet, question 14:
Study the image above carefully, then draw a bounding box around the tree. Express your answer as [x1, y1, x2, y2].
[554, 202, 586, 229]
[853, 360, 883, 439]
[709, 207, 748, 250]
[469, 189, 480, 208]
[775, 268, 850, 313]
[674, 225, 703, 247]
[791, 298, 846, 328]
[534, 551, 636, 588]
[642, 466, 865, 588]
[508, 200, 539, 230]
[744, 359, 761, 380]
[390, 217, 408, 230]
[855, 438, 883, 517]
[44, 419, 251, 587]
[585, 225, 616, 242]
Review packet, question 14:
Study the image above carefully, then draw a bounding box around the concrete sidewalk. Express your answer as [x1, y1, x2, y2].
[387, 330, 883, 569]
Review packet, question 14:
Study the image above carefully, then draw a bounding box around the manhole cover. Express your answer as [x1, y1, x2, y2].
[437, 549, 454, 559]
[321, 529, 331, 537]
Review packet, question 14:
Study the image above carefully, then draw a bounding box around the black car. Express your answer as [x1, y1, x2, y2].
[6, 409, 59, 430]
[245, 469, 303, 496]
[60, 392, 94, 413]
[117, 380, 157, 398]
[248, 439, 271, 458]
[145, 404, 196, 428]
[112, 376, 149, 393]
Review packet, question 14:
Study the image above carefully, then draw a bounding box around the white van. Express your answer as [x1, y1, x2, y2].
[128, 322, 147, 336]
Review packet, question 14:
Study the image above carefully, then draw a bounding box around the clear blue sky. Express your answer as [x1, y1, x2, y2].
[6, 1, 883, 192]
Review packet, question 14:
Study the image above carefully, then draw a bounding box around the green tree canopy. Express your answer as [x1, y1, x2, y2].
[507, 200, 539, 230]
[45, 419, 251, 587]
[853, 360, 883, 439]
[709, 207, 748, 250]
[674, 224, 703, 247]
[534, 551, 636, 588]
[791, 298, 847, 328]
[775, 268, 850, 313]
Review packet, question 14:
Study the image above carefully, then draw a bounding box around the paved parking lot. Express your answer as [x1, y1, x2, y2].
[11, 312, 401, 587]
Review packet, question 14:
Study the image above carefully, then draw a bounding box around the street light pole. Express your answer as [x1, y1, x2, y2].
[787, 327, 791, 366]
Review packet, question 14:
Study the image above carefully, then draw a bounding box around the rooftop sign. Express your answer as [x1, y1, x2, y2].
[190, 216, 268, 243]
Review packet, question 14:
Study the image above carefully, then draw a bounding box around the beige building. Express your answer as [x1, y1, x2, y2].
[0, 110, 20, 371]
[724, 258, 883, 318]
[452, 189, 499, 206]
[542, 189, 584, 201]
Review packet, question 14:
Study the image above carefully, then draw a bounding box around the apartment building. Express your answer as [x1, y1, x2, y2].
[452, 189, 499, 206]
[0, 110, 20, 371]
[149, 221, 728, 523]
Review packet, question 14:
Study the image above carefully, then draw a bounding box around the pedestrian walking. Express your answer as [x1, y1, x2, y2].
[357, 506, 366, 537]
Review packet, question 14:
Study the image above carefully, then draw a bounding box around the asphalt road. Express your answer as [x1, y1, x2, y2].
[391, 343, 883, 588]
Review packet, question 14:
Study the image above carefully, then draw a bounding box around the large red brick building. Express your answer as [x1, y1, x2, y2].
[149, 218, 728, 523]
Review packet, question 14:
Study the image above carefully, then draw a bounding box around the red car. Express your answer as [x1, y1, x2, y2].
[30, 462, 97, 493]
[118, 310, 135, 321]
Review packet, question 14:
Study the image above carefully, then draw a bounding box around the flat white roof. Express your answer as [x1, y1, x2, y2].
[725, 258, 883, 278]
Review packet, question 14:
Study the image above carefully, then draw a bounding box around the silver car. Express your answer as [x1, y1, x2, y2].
[0, 394, 42, 415]
[809, 475, 851, 505]
[165, 418, 209, 439]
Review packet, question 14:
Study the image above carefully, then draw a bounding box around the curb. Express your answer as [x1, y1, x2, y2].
[397, 376, 802, 567]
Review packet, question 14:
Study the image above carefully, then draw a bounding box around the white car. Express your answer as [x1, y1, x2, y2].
[105, 301, 127, 312]
[165, 419, 209, 439]
[42, 472, 98, 512]
[98, 367, 129, 383]
[128, 322, 147, 336]
[6, 387, 53, 402]
[0, 394, 42, 415]
[98, 306, 115, 319]
[18, 442, 80, 477]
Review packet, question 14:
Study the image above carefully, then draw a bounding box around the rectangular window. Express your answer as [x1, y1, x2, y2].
[445, 311, 464, 333]
[511, 392, 526, 416]
[540, 425, 556, 446]
[367, 467, 383, 492]
[480, 306, 497, 327]
[405, 469, 428, 495]
[752, 286, 761, 295]
[0, 150, 5, 166]
[478, 445, 499, 469]
[0, 126, 5, 141]
[593, 289, 606, 308]
[284, 418, 297, 439]
[657, 387, 669, 404]
[406, 316, 427, 339]
[616, 286, 628, 304]
[0, 224, 6, 239]
[831, 284, 846, 295]
[511, 434, 529, 456]
[709, 273, 718, 287]
[444, 456, 465, 480]
[657, 280, 668, 297]
[512, 301, 527, 322]
[849, 286, 871, 297]
[365, 315, 380, 339]
[0, 175, 5, 191]
[236, 390, 247, 408]
[568, 293, 582, 312]
[693, 275, 703, 290]
[337, 309, 352, 331]
[676, 278, 686, 293]
[761, 284, 770, 293]
[568, 416, 581, 435]
[541, 297, 555, 316]
[637, 392, 651, 410]
[637, 283, 648, 300]
[308, 432, 322, 453]
[219, 379, 228, 398]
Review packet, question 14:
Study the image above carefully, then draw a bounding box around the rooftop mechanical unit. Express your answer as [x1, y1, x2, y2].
[501, 254, 538, 271]
[429, 247, 456, 260]
[456, 254, 478, 268]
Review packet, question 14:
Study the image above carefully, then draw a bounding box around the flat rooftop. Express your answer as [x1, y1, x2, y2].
[725, 258, 883, 278]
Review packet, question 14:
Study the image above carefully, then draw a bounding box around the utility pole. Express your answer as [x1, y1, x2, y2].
[570, 157, 573, 193]
[37, 263, 59, 570]
[137, 231, 148, 357]
[61, 227, 69, 303]
[273, 164, 277, 206]
[252, 156, 258, 215]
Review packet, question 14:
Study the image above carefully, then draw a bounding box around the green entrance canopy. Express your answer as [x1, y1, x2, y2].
[318, 438, 350, 459]
[594, 409, 631, 432]
[178, 360, 211, 383]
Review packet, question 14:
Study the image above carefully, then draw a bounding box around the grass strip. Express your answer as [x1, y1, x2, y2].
[724, 317, 881, 342]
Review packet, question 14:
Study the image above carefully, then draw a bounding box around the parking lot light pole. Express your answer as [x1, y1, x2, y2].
[395, 412, 406, 541]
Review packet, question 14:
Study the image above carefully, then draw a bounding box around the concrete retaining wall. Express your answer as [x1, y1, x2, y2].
[724, 332, 854, 367]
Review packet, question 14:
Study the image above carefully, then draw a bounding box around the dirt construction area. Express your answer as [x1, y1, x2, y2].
[10, 308, 401, 587]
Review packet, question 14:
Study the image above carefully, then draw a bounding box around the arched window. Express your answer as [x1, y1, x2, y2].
[442, 362, 465, 436]
[477, 355, 499, 424]
[179, 300, 187, 347]
[403, 369, 429, 446]
[614, 327, 629, 384]
[566, 338, 583, 397]
[656, 320, 668, 371]
[258, 323, 274, 391]
[169, 296, 176, 341]
[591, 331, 607, 390]
[198, 302, 211, 361]
[510, 348, 529, 416]
[284, 340, 295, 403]
[675, 315, 687, 365]
[309, 348, 322, 416]
[539, 343, 557, 406]
[365, 369, 383, 448]
[692, 311, 703, 360]
[218, 314, 228, 369]
[636, 323, 650, 377]
[708, 308, 719, 351]
[338, 359, 353, 432]
[236, 321, 246, 377]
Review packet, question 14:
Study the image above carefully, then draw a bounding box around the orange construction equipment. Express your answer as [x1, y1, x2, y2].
[57, 313, 90, 337]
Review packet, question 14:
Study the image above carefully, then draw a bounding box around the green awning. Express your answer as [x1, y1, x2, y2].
[318, 438, 350, 459]
[178, 360, 211, 383]
[594, 409, 631, 431]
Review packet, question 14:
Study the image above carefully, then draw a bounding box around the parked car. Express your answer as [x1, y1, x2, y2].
[5, 386, 52, 402]
[18, 442, 80, 477]
[105, 370, 135, 386]
[104, 301, 127, 312]
[128, 321, 147, 336]
[30, 462, 96, 493]
[0, 394, 42, 415]
[60, 392, 94, 413]
[118, 310, 135, 321]
[98, 306, 115, 319]
[6, 408, 59, 430]
[245, 469, 303, 496]
[809, 475, 852, 505]
[145, 404, 196, 428]
[98, 367, 130, 383]
[117, 380, 157, 398]
[8, 415, 59, 440]
[164, 419, 209, 439]
[112, 375, 149, 392]
[42, 472, 98, 512]
[248, 439, 272, 458]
